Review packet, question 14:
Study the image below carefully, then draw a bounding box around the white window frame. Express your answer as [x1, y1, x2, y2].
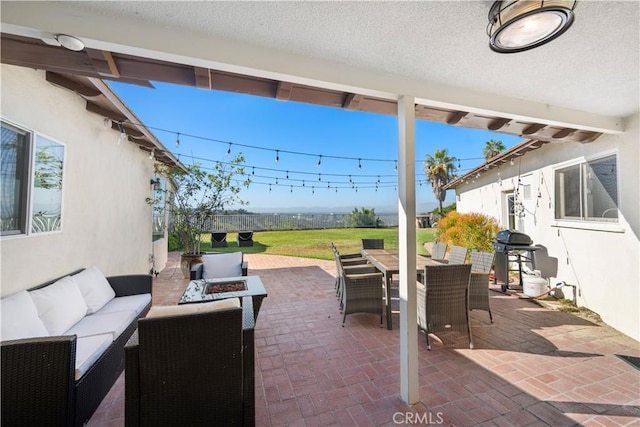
[552, 150, 623, 233]
[1, 119, 66, 239]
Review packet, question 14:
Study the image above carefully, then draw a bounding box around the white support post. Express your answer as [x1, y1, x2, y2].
[398, 95, 418, 404]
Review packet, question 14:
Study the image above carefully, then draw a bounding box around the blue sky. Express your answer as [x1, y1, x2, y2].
[109, 81, 522, 213]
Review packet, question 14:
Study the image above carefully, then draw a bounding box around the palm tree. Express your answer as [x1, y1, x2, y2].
[423, 149, 457, 215]
[483, 139, 505, 160]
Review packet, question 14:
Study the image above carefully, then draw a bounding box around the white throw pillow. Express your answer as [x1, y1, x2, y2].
[202, 252, 243, 279]
[74, 266, 116, 314]
[146, 298, 240, 318]
[0, 290, 49, 341]
[29, 276, 88, 336]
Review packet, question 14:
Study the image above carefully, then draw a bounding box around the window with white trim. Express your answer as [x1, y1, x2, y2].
[1, 120, 66, 236]
[554, 154, 618, 223]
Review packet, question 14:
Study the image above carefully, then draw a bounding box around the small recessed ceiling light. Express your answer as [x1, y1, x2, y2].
[54, 34, 85, 51]
[487, 0, 576, 53]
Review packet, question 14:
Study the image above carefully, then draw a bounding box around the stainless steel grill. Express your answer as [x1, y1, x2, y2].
[493, 230, 538, 292]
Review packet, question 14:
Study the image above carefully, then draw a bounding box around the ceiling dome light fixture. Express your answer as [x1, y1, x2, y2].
[54, 34, 85, 51]
[488, 0, 576, 53]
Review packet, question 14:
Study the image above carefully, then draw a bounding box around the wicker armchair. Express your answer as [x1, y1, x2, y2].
[417, 264, 473, 350]
[125, 297, 255, 427]
[190, 252, 248, 280]
[447, 245, 468, 264]
[361, 239, 384, 249]
[469, 250, 495, 322]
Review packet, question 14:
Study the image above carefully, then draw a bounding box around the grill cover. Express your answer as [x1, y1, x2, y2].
[496, 229, 533, 246]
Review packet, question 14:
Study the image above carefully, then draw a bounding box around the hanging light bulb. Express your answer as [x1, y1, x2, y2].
[349, 175, 352, 183]
[302, 180, 305, 187]
[318, 173, 322, 182]
[290, 185, 293, 193]
[176, 132, 180, 147]
[510, 158, 515, 166]
[458, 159, 461, 169]
[286, 171, 289, 180]
[275, 150, 280, 164]
[269, 184, 272, 192]
[275, 178, 279, 185]
[252, 167, 255, 175]
[226, 143, 232, 157]
[317, 155, 322, 168]
[394, 160, 398, 172]
[358, 158, 362, 169]
[312, 186, 315, 194]
[149, 149, 155, 160]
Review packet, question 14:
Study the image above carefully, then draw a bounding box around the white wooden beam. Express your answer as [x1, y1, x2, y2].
[398, 95, 418, 405]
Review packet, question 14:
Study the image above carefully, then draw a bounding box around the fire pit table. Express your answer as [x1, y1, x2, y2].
[179, 275, 267, 321]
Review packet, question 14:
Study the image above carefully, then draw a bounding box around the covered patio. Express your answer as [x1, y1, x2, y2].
[89, 252, 640, 426]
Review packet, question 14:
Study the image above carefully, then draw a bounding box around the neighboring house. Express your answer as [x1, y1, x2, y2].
[1, 64, 183, 295]
[445, 114, 640, 341]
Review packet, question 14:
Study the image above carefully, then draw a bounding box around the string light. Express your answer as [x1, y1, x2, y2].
[358, 158, 362, 169]
[252, 167, 255, 175]
[317, 155, 322, 167]
[312, 186, 315, 194]
[275, 150, 280, 164]
[290, 185, 293, 193]
[318, 173, 322, 182]
[394, 160, 398, 172]
[269, 184, 272, 192]
[176, 132, 180, 147]
[226, 143, 232, 157]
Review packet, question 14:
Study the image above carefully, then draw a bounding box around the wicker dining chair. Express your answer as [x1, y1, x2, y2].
[430, 242, 448, 261]
[447, 245, 469, 264]
[468, 250, 495, 323]
[331, 243, 368, 301]
[340, 266, 384, 327]
[417, 264, 473, 350]
[361, 239, 384, 249]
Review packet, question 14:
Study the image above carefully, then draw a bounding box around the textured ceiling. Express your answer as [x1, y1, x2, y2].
[63, 0, 640, 118]
[1, 1, 639, 121]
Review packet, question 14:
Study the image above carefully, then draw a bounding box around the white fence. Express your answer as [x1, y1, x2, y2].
[184, 214, 399, 232]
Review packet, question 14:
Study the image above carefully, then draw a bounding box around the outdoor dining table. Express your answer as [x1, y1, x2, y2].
[361, 249, 445, 330]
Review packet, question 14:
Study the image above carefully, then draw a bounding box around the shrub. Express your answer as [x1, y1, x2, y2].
[436, 212, 499, 252]
[344, 207, 383, 228]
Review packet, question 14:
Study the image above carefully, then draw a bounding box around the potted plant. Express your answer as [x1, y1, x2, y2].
[155, 155, 248, 278]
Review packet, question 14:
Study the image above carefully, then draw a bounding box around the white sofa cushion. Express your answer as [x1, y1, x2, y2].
[98, 294, 151, 316]
[30, 276, 88, 336]
[74, 333, 112, 380]
[146, 298, 240, 318]
[202, 252, 243, 279]
[74, 266, 116, 314]
[65, 310, 138, 340]
[0, 290, 49, 341]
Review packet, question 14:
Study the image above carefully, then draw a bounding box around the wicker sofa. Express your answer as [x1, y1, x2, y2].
[1, 268, 152, 427]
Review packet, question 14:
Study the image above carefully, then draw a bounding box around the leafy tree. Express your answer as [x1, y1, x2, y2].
[155, 154, 249, 254]
[423, 149, 457, 215]
[482, 139, 505, 160]
[344, 207, 383, 228]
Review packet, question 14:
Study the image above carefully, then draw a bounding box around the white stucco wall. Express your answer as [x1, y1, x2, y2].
[1, 65, 168, 294]
[455, 114, 640, 341]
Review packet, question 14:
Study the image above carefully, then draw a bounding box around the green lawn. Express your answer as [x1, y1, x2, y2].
[198, 228, 437, 260]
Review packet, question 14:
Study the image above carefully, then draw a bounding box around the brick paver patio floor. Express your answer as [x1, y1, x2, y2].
[88, 252, 640, 426]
